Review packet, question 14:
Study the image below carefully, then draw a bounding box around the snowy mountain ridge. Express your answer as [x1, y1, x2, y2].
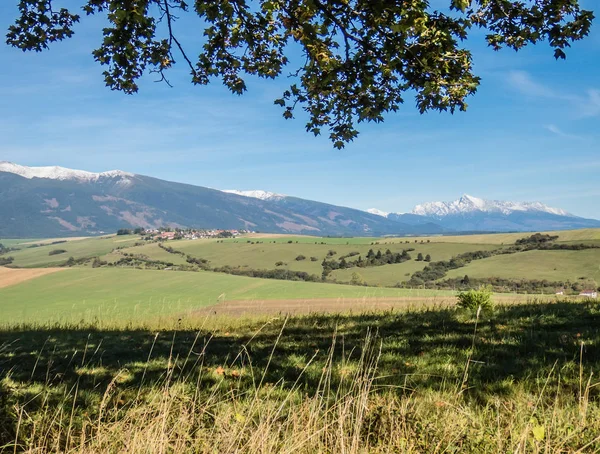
[222, 189, 286, 201]
[411, 194, 570, 217]
[0, 161, 134, 182]
[366, 208, 390, 217]
[368, 194, 571, 219]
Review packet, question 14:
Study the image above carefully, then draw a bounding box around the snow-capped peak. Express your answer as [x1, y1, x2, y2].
[222, 189, 286, 201]
[366, 208, 390, 218]
[412, 194, 570, 217]
[0, 162, 134, 182]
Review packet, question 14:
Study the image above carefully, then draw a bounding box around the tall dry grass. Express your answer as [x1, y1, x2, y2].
[3, 305, 600, 453]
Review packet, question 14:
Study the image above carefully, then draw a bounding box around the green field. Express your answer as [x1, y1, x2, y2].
[330, 260, 430, 286]
[0, 268, 456, 325]
[372, 228, 600, 245]
[0, 238, 41, 246]
[103, 242, 190, 265]
[147, 238, 499, 280]
[235, 229, 600, 245]
[446, 248, 600, 283]
[2, 229, 600, 327]
[6, 235, 140, 267]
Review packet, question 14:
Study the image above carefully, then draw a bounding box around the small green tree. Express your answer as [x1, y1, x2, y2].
[416, 253, 424, 261]
[457, 286, 494, 312]
[425, 254, 431, 262]
[350, 272, 365, 286]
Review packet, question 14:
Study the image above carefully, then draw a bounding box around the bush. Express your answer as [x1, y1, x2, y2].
[49, 249, 67, 256]
[310, 257, 318, 262]
[0, 256, 14, 266]
[275, 261, 285, 267]
[295, 255, 306, 261]
[456, 286, 494, 312]
[350, 272, 366, 286]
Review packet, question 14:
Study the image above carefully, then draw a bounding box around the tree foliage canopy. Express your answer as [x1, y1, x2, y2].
[6, 0, 594, 147]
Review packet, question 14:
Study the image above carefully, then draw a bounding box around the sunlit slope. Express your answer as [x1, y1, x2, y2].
[151, 239, 500, 276]
[0, 268, 455, 324]
[445, 249, 600, 283]
[7, 235, 139, 267]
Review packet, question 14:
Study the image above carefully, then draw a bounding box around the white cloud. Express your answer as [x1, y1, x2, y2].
[508, 71, 600, 118]
[543, 124, 585, 141]
[508, 71, 557, 98]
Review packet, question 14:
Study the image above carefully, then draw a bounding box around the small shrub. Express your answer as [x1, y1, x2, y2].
[310, 256, 318, 262]
[0, 256, 14, 266]
[49, 249, 67, 256]
[295, 255, 306, 261]
[275, 261, 285, 267]
[456, 286, 494, 312]
[350, 272, 366, 286]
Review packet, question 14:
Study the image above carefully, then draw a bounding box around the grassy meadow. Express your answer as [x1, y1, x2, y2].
[131, 238, 499, 278]
[242, 228, 600, 245]
[445, 249, 600, 283]
[0, 268, 457, 325]
[4, 235, 140, 268]
[2, 301, 600, 452]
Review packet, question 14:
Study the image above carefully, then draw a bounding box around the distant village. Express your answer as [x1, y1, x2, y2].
[116, 227, 254, 241]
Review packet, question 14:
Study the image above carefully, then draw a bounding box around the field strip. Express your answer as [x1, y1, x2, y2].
[0, 267, 66, 289]
[195, 294, 543, 315]
[242, 233, 319, 239]
[18, 237, 91, 245]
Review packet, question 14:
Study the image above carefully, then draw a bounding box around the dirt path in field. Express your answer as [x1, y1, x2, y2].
[0, 267, 65, 289]
[194, 294, 536, 316]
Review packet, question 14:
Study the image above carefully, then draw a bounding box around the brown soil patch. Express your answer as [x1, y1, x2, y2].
[194, 294, 536, 316]
[0, 267, 65, 289]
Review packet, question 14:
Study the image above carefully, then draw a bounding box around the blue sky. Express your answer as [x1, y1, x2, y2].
[1, 1, 599, 218]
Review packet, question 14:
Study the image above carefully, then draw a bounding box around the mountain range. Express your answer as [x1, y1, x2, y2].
[367, 194, 600, 233]
[1, 162, 599, 238]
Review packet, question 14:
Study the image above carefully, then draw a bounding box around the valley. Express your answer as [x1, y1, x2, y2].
[1, 228, 599, 326]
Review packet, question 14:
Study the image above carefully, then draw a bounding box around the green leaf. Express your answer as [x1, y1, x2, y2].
[532, 424, 545, 441]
